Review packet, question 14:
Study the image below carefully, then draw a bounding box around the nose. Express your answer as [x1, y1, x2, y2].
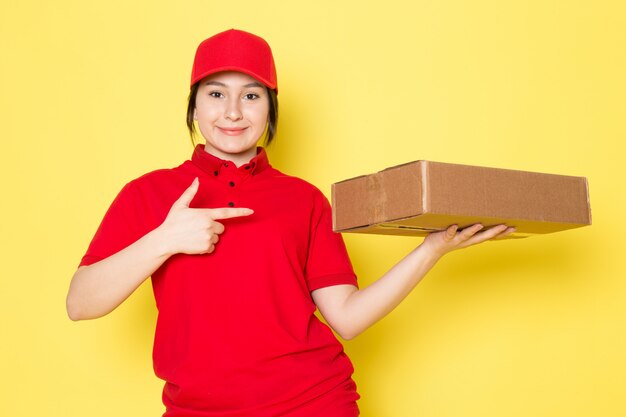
[225, 97, 243, 121]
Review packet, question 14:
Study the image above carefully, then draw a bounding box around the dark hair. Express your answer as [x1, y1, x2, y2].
[186, 82, 279, 148]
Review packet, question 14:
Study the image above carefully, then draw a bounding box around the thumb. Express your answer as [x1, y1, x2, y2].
[171, 177, 199, 209]
[444, 224, 458, 241]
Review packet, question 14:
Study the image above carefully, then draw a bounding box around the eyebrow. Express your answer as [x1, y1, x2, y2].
[204, 81, 264, 88]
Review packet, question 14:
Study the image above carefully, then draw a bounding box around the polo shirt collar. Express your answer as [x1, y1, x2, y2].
[191, 144, 270, 177]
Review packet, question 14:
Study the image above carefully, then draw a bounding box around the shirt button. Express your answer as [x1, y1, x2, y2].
[213, 171, 218, 176]
[229, 181, 235, 187]
[245, 166, 250, 170]
[228, 201, 235, 207]
[224, 163, 229, 168]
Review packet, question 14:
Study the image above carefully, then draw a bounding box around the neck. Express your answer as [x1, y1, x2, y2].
[203, 145, 258, 168]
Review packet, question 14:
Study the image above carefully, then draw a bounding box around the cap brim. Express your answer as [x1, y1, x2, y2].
[191, 66, 277, 93]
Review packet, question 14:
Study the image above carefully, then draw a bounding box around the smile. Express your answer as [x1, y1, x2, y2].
[218, 127, 248, 136]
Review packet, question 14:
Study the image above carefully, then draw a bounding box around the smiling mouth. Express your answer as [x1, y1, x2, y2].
[218, 127, 248, 136]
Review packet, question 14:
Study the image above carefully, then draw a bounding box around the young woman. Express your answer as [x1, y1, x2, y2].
[67, 28, 514, 417]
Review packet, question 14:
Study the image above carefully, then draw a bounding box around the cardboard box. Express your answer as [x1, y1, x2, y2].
[331, 160, 591, 238]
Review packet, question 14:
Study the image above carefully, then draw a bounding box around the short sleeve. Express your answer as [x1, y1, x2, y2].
[304, 189, 358, 291]
[78, 181, 145, 267]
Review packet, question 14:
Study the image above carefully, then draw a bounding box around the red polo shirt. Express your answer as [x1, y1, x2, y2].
[78, 145, 360, 416]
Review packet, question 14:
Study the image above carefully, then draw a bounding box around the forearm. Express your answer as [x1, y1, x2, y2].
[313, 224, 513, 340]
[340, 245, 441, 339]
[314, 246, 440, 339]
[66, 227, 172, 321]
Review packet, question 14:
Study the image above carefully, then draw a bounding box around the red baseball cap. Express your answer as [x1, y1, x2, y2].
[190, 29, 278, 94]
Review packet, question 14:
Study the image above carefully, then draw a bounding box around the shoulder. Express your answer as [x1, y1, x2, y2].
[106, 162, 200, 219]
[122, 160, 197, 194]
[266, 167, 328, 201]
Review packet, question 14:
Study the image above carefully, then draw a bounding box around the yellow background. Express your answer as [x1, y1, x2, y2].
[1, 1, 624, 416]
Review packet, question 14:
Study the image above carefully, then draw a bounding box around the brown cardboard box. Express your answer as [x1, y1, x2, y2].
[331, 160, 591, 238]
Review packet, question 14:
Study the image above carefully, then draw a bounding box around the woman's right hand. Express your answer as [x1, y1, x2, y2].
[157, 177, 254, 256]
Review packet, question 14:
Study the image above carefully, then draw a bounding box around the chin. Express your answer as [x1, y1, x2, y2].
[218, 144, 256, 155]
[225, 142, 255, 151]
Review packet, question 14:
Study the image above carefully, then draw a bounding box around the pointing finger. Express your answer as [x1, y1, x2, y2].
[209, 207, 254, 220]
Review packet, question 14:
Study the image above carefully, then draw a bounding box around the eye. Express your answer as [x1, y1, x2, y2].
[209, 91, 224, 98]
[244, 93, 260, 100]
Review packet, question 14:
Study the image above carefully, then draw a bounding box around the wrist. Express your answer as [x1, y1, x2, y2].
[417, 241, 446, 265]
[146, 225, 176, 259]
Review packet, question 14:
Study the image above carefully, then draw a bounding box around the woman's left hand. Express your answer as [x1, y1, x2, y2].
[421, 223, 516, 259]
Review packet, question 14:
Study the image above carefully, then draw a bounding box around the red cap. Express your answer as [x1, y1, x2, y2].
[190, 29, 278, 94]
